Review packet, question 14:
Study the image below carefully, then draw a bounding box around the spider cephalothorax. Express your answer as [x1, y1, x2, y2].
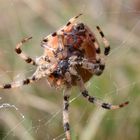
[0, 14, 129, 140]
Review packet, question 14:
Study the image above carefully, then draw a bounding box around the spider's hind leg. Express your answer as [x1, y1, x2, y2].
[68, 66, 129, 110]
[63, 87, 71, 140]
[15, 37, 37, 66]
[76, 75, 129, 110]
[63, 72, 72, 140]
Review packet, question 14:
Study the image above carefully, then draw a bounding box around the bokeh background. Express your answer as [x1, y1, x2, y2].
[0, 0, 140, 140]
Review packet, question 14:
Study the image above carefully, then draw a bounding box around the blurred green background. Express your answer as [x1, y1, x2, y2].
[0, 0, 140, 140]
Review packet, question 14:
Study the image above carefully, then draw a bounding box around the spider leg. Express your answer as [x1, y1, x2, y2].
[0, 65, 53, 89]
[87, 33, 106, 75]
[63, 87, 71, 140]
[96, 26, 110, 56]
[62, 13, 83, 31]
[42, 13, 83, 42]
[69, 56, 104, 76]
[0, 75, 39, 89]
[77, 75, 129, 110]
[15, 37, 37, 66]
[83, 58, 105, 76]
[81, 60, 104, 76]
[63, 72, 72, 140]
[68, 67, 129, 110]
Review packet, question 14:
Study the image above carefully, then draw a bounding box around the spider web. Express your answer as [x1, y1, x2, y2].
[0, 0, 140, 140]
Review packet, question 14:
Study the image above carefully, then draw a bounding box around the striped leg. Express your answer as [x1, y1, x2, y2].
[0, 63, 52, 89]
[96, 26, 110, 56]
[0, 76, 36, 89]
[88, 34, 105, 75]
[76, 75, 129, 110]
[69, 56, 104, 76]
[0, 59, 57, 89]
[81, 61, 104, 76]
[0, 74, 40, 89]
[63, 89, 71, 140]
[63, 72, 72, 140]
[15, 37, 37, 66]
[42, 13, 83, 42]
[68, 66, 129, 109]
[68, 67, 128, 110]
[62, 13, 83, 31]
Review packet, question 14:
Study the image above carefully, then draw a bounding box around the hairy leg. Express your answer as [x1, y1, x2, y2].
[68, 66, 129, 110]
[63, 72, 72, 140]
[15, 37, 37, 66]
[42, 13, 82, 43]
[68, 56, 104, 76]
[96, 26, 110, 56]
[76, 75, 129, 110]
[0, 75, 39, 89]
[0, 63, 57, 89]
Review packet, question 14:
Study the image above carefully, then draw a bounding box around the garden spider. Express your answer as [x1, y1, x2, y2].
[0, 14, 129, 140]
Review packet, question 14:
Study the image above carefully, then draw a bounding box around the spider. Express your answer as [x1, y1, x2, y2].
[0, 14, 129, 140]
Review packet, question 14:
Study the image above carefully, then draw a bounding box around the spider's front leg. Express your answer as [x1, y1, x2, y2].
[0, 64, 56, 89]
[0, 74, 38, 89]
[15, 37, 37, 66]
